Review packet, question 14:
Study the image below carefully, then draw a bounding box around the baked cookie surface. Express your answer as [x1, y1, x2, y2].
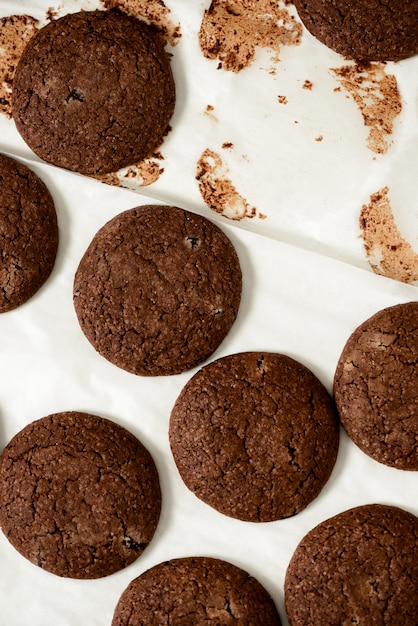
[0, 411, 161, 578]
[73, 205, 242, 376]
[285, 503, 418, 626]
[112, 556, 282, 625]
[12, 10, 175, 175]
[0, 153, 58, 312]
[293, 0, 418, 61]
[334, 302, 418, 470]
[169, 352, 339, 522]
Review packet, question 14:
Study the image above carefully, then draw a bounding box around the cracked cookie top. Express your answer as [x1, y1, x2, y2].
[293, 0, 418, 61]
[0, 153, 58, 313]
[73, 205, 242, 376]
[334, 301, 418, 470]
[0, 411, 161, 578]
[169, 352, 339, 522]
[12, 10, 175, 175]
[285, 503, 418, 625]
[112, 556, 282, 625]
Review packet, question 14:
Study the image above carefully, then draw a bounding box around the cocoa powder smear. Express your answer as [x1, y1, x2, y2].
[100, 0, 181, 46]
[196, 148, 265, 221]
[198, 0, 302, 72]
[331, 62, 402, 155]
[360, 186, 418, 284]
[96, 155, 165, 188]
[0, 15, 39, 117]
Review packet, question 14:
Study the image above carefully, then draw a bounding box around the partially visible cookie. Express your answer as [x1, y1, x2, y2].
[112, 556, 282, 625]
[0, 411, 161, 578]
[293, 0, 418, 61]
[169, 352, 339, 522]
[73, 205, 242, 376]
[0, 153, 58, 312]
[334, 302, 418, 470]
[285, 504, 418, 626]
[12, 10, 175, 175]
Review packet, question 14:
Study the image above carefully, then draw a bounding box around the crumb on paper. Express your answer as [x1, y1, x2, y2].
[331, 62, 402, 155]
[46, 6, 59, 21]
[222, 142, 234, 149]
[302, 79, 313, 90]
[198, 0, 302, 73]
[196, 148, 265, 221]
[315, 135, 323, 142]
[95, 154, 165, 188]
[278, 95, 288, 104]
[204, 104, 218, 122]
[0, 15, 39, 118]
[360, 186, 418, 284]
[100, 0, 181, 46]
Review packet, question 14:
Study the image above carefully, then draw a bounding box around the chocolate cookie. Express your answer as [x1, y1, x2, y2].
[334, 302, 418, 470]
[169, 352, 339, 522]
[73, 205, 242, 376]
[0, 411, 161, 578]
[112, 556, 282, 625]
[293, 0, 418, 61]
[12, 10, 175, 175]
[0, 153, 58, 312]
[285, 504, 418, 626]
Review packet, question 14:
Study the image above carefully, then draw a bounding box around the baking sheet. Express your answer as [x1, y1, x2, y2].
[0, 1, 417, 624]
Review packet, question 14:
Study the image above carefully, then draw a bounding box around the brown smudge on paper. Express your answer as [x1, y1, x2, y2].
[196, 148, 266, 221]
[360, 186, 418, 284]
[204, 104, 218, 122]
[331, 62, 402, 155]
[96, 154, 164, 188]
[302, 80, 313, 90]
[0, 15, 39, 118]
[198, 0, 302, 72]
[278, 95, 288, 105]
[100, 0, 181, 46]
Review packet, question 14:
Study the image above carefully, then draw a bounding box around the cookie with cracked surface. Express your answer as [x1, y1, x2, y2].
[334, 302, 418, 470]
[112, 556, 282, 625]
[0, 153, 58, 313]
[73, 205, 242, 376]
[169, 352, 339, 522]
[12, 10, 175, 175]
[284, 503, 418, 626]
[293, 0, 418, 61]
[0, 411, 161, 578]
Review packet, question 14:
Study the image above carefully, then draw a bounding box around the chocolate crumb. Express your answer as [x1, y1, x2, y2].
[196, 148, 264, 221]
[100, 0, 181, 47]
[331, 62, 401, 154]
[360, 186, 418, 283]
[0, 15, 39, 118]
[198, 0, 302, 72]
[95, 155, 165, 188]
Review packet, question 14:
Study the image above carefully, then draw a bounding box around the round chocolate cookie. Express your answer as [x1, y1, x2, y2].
[12, 10, 175, 175]
[0, 153, 58, 312]
[293, 0, 418, 61]
[169, 352, 339, 522]
[112, 556, 282, 625]
[334, 302, 418, 470]
[73, 205, 242, 376]
[285, 503, 418, 626]
[0, 411, 161, 578]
